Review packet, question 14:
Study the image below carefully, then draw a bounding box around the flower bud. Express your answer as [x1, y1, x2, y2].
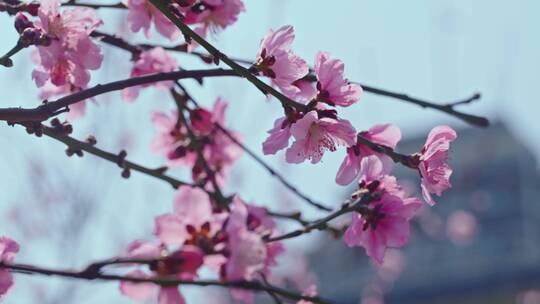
[14, 12, 32, 34]
[190, 108, 213, 135]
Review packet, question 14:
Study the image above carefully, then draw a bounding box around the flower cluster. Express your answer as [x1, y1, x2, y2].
[12, 0, 104, 119]
[254, 26, 457, 262]
[121, 187, 284, 303]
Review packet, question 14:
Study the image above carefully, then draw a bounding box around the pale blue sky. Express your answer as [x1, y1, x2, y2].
[0, 1, 539, 303]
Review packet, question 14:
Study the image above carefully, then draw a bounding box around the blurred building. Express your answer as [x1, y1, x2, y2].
[309, 122, 540, 304]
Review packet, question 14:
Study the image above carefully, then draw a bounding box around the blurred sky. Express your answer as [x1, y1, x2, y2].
[0, 0, 539, 303]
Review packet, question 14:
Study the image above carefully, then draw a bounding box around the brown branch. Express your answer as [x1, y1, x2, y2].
[0, 68, 237, 123]
[355, 134, 417, 168]
[0, 261, 333, 304]
[36, 124, 203, 191]
[266, 192, 376, 243]
[0, 42, 24, 68]
[358, 85, 487, 127]
[62, 1, 126, 9]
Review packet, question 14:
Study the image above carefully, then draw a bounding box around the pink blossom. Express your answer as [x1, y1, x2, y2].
[119, 241, 203, 304]
[255, 26, 309, 97]
[125, 0, 180, 41]
[189, 108, 213, 135]
[344, 157, 421, 263]
[122, 47, 178, 102]
[418, 125, 457, 206]
[224, 198, 284, 303]
[0, 237, 19, 299]
[262, 117, 292, 155]
[336, 124, 402, 185]
[285, 110, 356, 164]
[313, 52, 362, 107]
[225, 198, 267, 281]
[154, 186, 227, 255]
[184, 0, 245, 35]
[343, 193, 421, 264]
[32, 0, 103, 89]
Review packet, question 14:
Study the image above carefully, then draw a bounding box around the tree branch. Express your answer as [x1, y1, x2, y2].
[0, 42, 24, 68]
[33, 124, 202, 191]
[266, 192, 376, 243]
[0, 261, 333, 304]
[62, 0, 126, 9]
[357, 85, 487, 127]
[0, 68, 237, 123]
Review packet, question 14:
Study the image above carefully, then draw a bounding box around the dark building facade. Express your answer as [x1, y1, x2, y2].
[309, 123, 540, 304]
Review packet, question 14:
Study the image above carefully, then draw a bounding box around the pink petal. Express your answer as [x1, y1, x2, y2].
[120, 270, 158, 301]
[154, 214, 187, 246]
[158, 287, 185, 304]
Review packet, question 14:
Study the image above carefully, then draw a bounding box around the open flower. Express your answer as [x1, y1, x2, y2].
[125, 0, 180, 41]
[344, 156, 422, 263]
[184, 0, 245, 36]
[344, 193, 421, 264]
[122, 47, 178, 102]
[313, 51, 362, 107]
[223, 197, 284, 304]
[154, 186, 227, 265]
[119, 241, 204, 304]
[0, 237, 19, 299]
[285, 110, 356, 164]
[336, 124, 402, 185]
[262, 117, 293, 155]
[32, 0, 103, 90]
[418, 125, 457, 206]
[255, 26, 309, 98]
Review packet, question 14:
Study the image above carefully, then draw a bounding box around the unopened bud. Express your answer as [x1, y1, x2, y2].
[121, 168, 131, 178]
[85, 135, 97, 145]
[20, 27, 41, 46]
[14, 12, 32, 33]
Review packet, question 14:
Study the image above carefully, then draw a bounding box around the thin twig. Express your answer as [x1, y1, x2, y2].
[358, 84, 488, 127]
[62, 1, 126, 9]
[0, 262, 333, 304]
[0, 68, 237, 123]
[38, 124, 202, 191]
[261, 273, 285, 304]
[266, 192, 375, 243]
[355, 134, 416, 168]
[0, 42, 24, 68]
